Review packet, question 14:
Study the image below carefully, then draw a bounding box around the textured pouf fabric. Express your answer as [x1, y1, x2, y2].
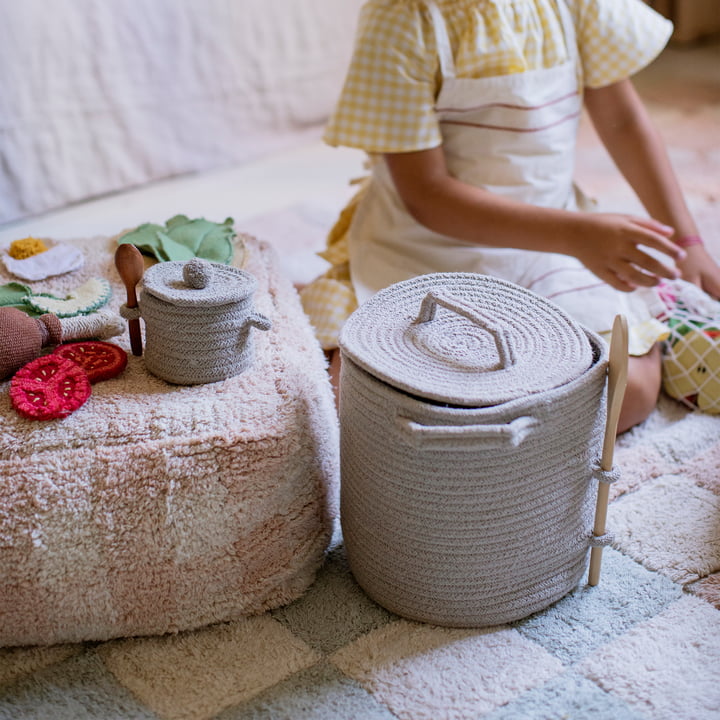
[0, 234, 339, 647]
[339, 273, 609, 627]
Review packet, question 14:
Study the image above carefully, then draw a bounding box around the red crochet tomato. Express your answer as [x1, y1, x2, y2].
[53, 341, 127, 383]
[10, 355, 91, 420]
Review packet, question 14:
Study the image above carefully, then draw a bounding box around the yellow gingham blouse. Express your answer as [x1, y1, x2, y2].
[324, 0, 671, 152]
[301, 0, 672, 349]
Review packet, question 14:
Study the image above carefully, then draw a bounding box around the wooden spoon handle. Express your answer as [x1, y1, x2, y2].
[114, 243, 145, 357]
[588, 314, 629, 586]
[127, 312, 143, 358]
[123, 275, 142, 356]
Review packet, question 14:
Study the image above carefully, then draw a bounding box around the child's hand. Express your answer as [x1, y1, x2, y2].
[677, 244, 720, 299]
[571, 214, 685, 292]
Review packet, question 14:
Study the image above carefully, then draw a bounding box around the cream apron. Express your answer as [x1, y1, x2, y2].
[347, 0, 663, 336]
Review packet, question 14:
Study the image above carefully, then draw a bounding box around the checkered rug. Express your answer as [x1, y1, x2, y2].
[1, 392, 719, 720]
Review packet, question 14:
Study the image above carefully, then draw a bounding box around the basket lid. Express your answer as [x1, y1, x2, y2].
[142, 258, 256, 307]
[339, 273, 595, 407]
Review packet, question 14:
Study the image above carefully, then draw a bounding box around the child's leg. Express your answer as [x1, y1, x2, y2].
[617, 343, 663, 434]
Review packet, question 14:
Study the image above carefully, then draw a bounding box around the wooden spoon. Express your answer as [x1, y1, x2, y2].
[588, 314, 629, 586]
[114, 243, 145, 356]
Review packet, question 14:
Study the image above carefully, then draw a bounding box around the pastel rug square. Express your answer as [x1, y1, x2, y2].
[686, 572, 720, 610]
[98, 616, 321, 720]
[611, 443, 667, 500]
[272, 544, 395, 653]
[329, 619, 564, 720]
[0, 651, 156, 719]
[0, 644, 82, 689]
[644, 411, 720, 464]
[579, 595, 720, 720]
[682, 439, 720, 495]
[481, 671, 647, 720]
[218, 661, 396, 720]
[514, 548, 682, 664]
[609, 476, 720, 583]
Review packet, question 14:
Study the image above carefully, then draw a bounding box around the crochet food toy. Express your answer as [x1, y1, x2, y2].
[0, 306, 124, 380]
[662, 318, 720, 414]
[659, 279, 720, 414]
[10, 354, 92, 420]
[1, 240, 84, 281]
[117, 214, 240, 265]
[0, 308, 62, 381]
[8, 340, 128, 420]
[24, 277, 112, 317]
[8, 237, 48, 259]
[53, 341, 128, 383]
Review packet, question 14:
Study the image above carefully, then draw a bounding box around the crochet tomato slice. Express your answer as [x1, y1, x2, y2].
[53, 341, 127, 383]
[10, 355, 91, 420]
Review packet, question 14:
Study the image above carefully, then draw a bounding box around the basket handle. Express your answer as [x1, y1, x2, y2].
[242, 312, 272, 334]
[396, 415, 537, 450]
[413, 291, 515, 369]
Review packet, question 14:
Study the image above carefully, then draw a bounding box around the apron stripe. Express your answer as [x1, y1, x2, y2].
[528, 266, 592, 289]
[545, 282, 608, 300]
[436, 90, 580, 114]
[442, 110, 581, 133]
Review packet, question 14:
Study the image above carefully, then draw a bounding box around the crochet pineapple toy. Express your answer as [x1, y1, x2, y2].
[659, 280, 720, 415]
[662, 317, 720, 414]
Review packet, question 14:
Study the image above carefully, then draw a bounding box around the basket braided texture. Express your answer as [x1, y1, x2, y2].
[141, 294, 260, 385]
[140, 259, 271, 385]
[340, 273, 594, 407]
[339, 273, 608, 627]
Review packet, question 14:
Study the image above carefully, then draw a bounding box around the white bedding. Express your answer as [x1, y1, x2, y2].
[0, 0, 363, 224]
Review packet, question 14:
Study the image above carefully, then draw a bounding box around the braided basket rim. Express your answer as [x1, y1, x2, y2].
[339, 272, 595, 407]
[143, 260, 257, 307]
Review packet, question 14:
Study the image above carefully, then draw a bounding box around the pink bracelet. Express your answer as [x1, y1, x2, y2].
[676, 235, 704, 248]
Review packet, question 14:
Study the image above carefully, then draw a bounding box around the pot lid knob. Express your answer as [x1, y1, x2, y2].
[183, 258, 212, 289]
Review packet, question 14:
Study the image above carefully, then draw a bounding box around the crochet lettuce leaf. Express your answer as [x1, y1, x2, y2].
[0, 282, 35, 312]
[118, 215, 237, 265]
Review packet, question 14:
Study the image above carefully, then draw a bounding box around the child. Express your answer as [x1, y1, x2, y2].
[300, 0, 720, 432]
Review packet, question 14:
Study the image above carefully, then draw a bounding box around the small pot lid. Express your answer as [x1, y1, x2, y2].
[142, 258, 256, 307]
[339, 273, 596, 407]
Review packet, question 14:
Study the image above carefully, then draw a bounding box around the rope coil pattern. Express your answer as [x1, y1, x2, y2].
[129, 259, 271, 385]
[339, 273, 609, 627]
[589, 531, 615, 548]
[592, 463, 621, 485]
[340, 273, 594, 407]
[119, 304, 141, 321]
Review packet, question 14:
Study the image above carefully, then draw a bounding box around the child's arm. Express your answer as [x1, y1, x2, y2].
[584, 78, 720, 299]
[384, 147, 684, 292]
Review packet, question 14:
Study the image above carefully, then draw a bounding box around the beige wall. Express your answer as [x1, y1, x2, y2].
[645, 0, 720, 43]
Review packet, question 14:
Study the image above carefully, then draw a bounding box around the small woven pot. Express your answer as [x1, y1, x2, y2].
[339, 273, 608, 627]
[138, 258, 271, 385]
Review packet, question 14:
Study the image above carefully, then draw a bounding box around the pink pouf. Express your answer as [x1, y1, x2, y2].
[0, 234, 338, 647]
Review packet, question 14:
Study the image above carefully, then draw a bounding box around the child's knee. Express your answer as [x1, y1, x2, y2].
[618, 345, 662, 433]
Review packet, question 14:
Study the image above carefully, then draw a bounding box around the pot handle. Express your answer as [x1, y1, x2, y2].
[242, 313, 272, 335]
[413, 291, 515, 369]
[395, 415, 537, 450]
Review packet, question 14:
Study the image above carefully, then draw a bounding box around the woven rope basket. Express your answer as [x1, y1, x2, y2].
[339, 273, 608, 627]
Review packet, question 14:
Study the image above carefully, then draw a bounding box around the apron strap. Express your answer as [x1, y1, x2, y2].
[424, 2, 456, 79]
[555, 0, 579, 65]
